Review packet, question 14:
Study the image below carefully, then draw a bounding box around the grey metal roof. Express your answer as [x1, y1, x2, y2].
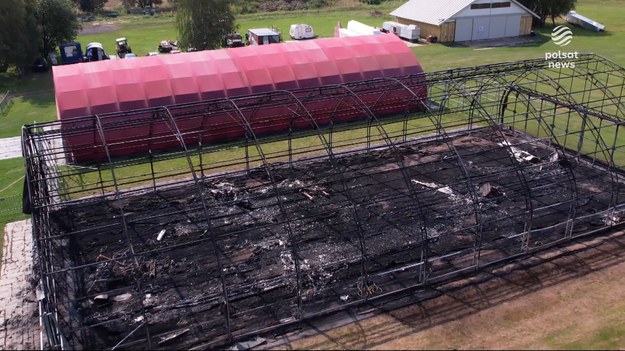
[248, 28, 280, 36]
[390, 0, 539, 26]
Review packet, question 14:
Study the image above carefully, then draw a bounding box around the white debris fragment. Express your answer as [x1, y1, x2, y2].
[411, 179, 465, 203]
[498, 141, 540, 163]
[340, 295, 349, 302]
[113, 293, 132, 302]
[94, 294, 108, 301]
[157, 229, 166, 241]
[134, 315, 144, 323]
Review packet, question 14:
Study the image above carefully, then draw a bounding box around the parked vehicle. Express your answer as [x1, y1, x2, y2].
[158, 40, 178, 53]
[382, 21, 420, 42]
[223, 33, 245, 48]
[32, 58, 49, 72]
[289, 24, 317, 40]
[247, 28, 281, 45]
[59, 42, 83, 64]
[116, 37, 132, 58]
[85, 42, 109, 62]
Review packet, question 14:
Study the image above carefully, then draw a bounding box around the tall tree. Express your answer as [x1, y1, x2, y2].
[0, 0, 40, 71]
[74, 0, 106, 13]
[38, 0, 81, 55]
[519, 0, 577, 25]
[175, 0, 236, 51]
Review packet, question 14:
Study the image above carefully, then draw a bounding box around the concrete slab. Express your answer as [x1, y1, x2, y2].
[0, 137, 22, 161]
[0, 219, 39, 350]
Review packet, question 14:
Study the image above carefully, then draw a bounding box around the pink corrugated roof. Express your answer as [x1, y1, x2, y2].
[53, 34, 424, 120]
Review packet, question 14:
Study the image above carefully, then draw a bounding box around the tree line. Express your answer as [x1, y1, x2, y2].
[0, 0, 578, 74]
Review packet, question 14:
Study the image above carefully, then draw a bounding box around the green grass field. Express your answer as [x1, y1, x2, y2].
[0, 157, 29, 264]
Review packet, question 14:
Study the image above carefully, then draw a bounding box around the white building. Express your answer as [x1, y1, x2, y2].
[390, 0, 539, 43]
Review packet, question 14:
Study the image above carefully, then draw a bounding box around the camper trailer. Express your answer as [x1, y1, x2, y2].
[382, 21, 421, 42]
[289, 24, 316, 40]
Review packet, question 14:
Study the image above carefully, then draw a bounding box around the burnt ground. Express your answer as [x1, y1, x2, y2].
[45, 127, 624, 349]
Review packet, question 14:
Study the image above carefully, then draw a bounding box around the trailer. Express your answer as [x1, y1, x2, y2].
[565, 11, 605, 32]
[289, 24, 317, 40]
[382, 21, 420, 42]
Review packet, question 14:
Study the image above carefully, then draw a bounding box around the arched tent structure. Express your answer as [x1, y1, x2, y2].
[24, 53, 625, 349]
[53, 35, 425, 118]
[53, 35, 427, 162]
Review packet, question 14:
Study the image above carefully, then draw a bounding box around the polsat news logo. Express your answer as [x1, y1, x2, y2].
[546, 25, 577, 69]
[551, 25, 573, 46]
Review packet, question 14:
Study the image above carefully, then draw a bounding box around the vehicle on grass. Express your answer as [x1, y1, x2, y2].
[116, 37, 132, 58]
[382, 21, 420, 42]
[158, 40, 178, 53]
[289, 24, 317, 40]
[32, 58, 49, 72]
[85, 42, 109, 62]
[59, 42, 83, 64]
[223, 33, 245, 48]
[247, 28, 281, 45]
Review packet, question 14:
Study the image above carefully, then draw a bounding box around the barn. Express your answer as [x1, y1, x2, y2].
[390, 0, 539, 43]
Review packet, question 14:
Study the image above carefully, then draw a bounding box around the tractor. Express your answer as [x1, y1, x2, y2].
[115, 37, 132, 58]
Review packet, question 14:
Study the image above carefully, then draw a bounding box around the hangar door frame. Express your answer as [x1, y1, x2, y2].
[454, 14, 523, 41]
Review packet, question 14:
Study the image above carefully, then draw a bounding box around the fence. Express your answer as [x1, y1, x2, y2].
[0, 91, 12, 115]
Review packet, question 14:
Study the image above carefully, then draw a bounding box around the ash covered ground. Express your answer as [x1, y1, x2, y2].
[46, 127, 621, 349]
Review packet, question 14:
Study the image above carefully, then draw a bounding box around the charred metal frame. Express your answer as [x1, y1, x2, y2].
[22, 53, 625, 349]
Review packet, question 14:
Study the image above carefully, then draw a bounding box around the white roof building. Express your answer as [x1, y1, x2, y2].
[390, 0, 539, 42]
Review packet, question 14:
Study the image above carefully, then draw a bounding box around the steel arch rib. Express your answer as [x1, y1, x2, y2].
[218, 97, 306, 320]
[441, 77, 537, 251]
[376, 76, 487, 267]
[324, 83, 433, 283]
[157, 106, 234, 342]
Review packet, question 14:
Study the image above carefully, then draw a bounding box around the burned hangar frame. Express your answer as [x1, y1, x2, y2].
[22, 53, 625, 349]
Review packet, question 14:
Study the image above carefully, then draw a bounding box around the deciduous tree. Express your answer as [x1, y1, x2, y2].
[175, 0, 236, 51]
[38, 0, 81, 55]
[519, 0, 577, 25]
[0, 0, 40, 71]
